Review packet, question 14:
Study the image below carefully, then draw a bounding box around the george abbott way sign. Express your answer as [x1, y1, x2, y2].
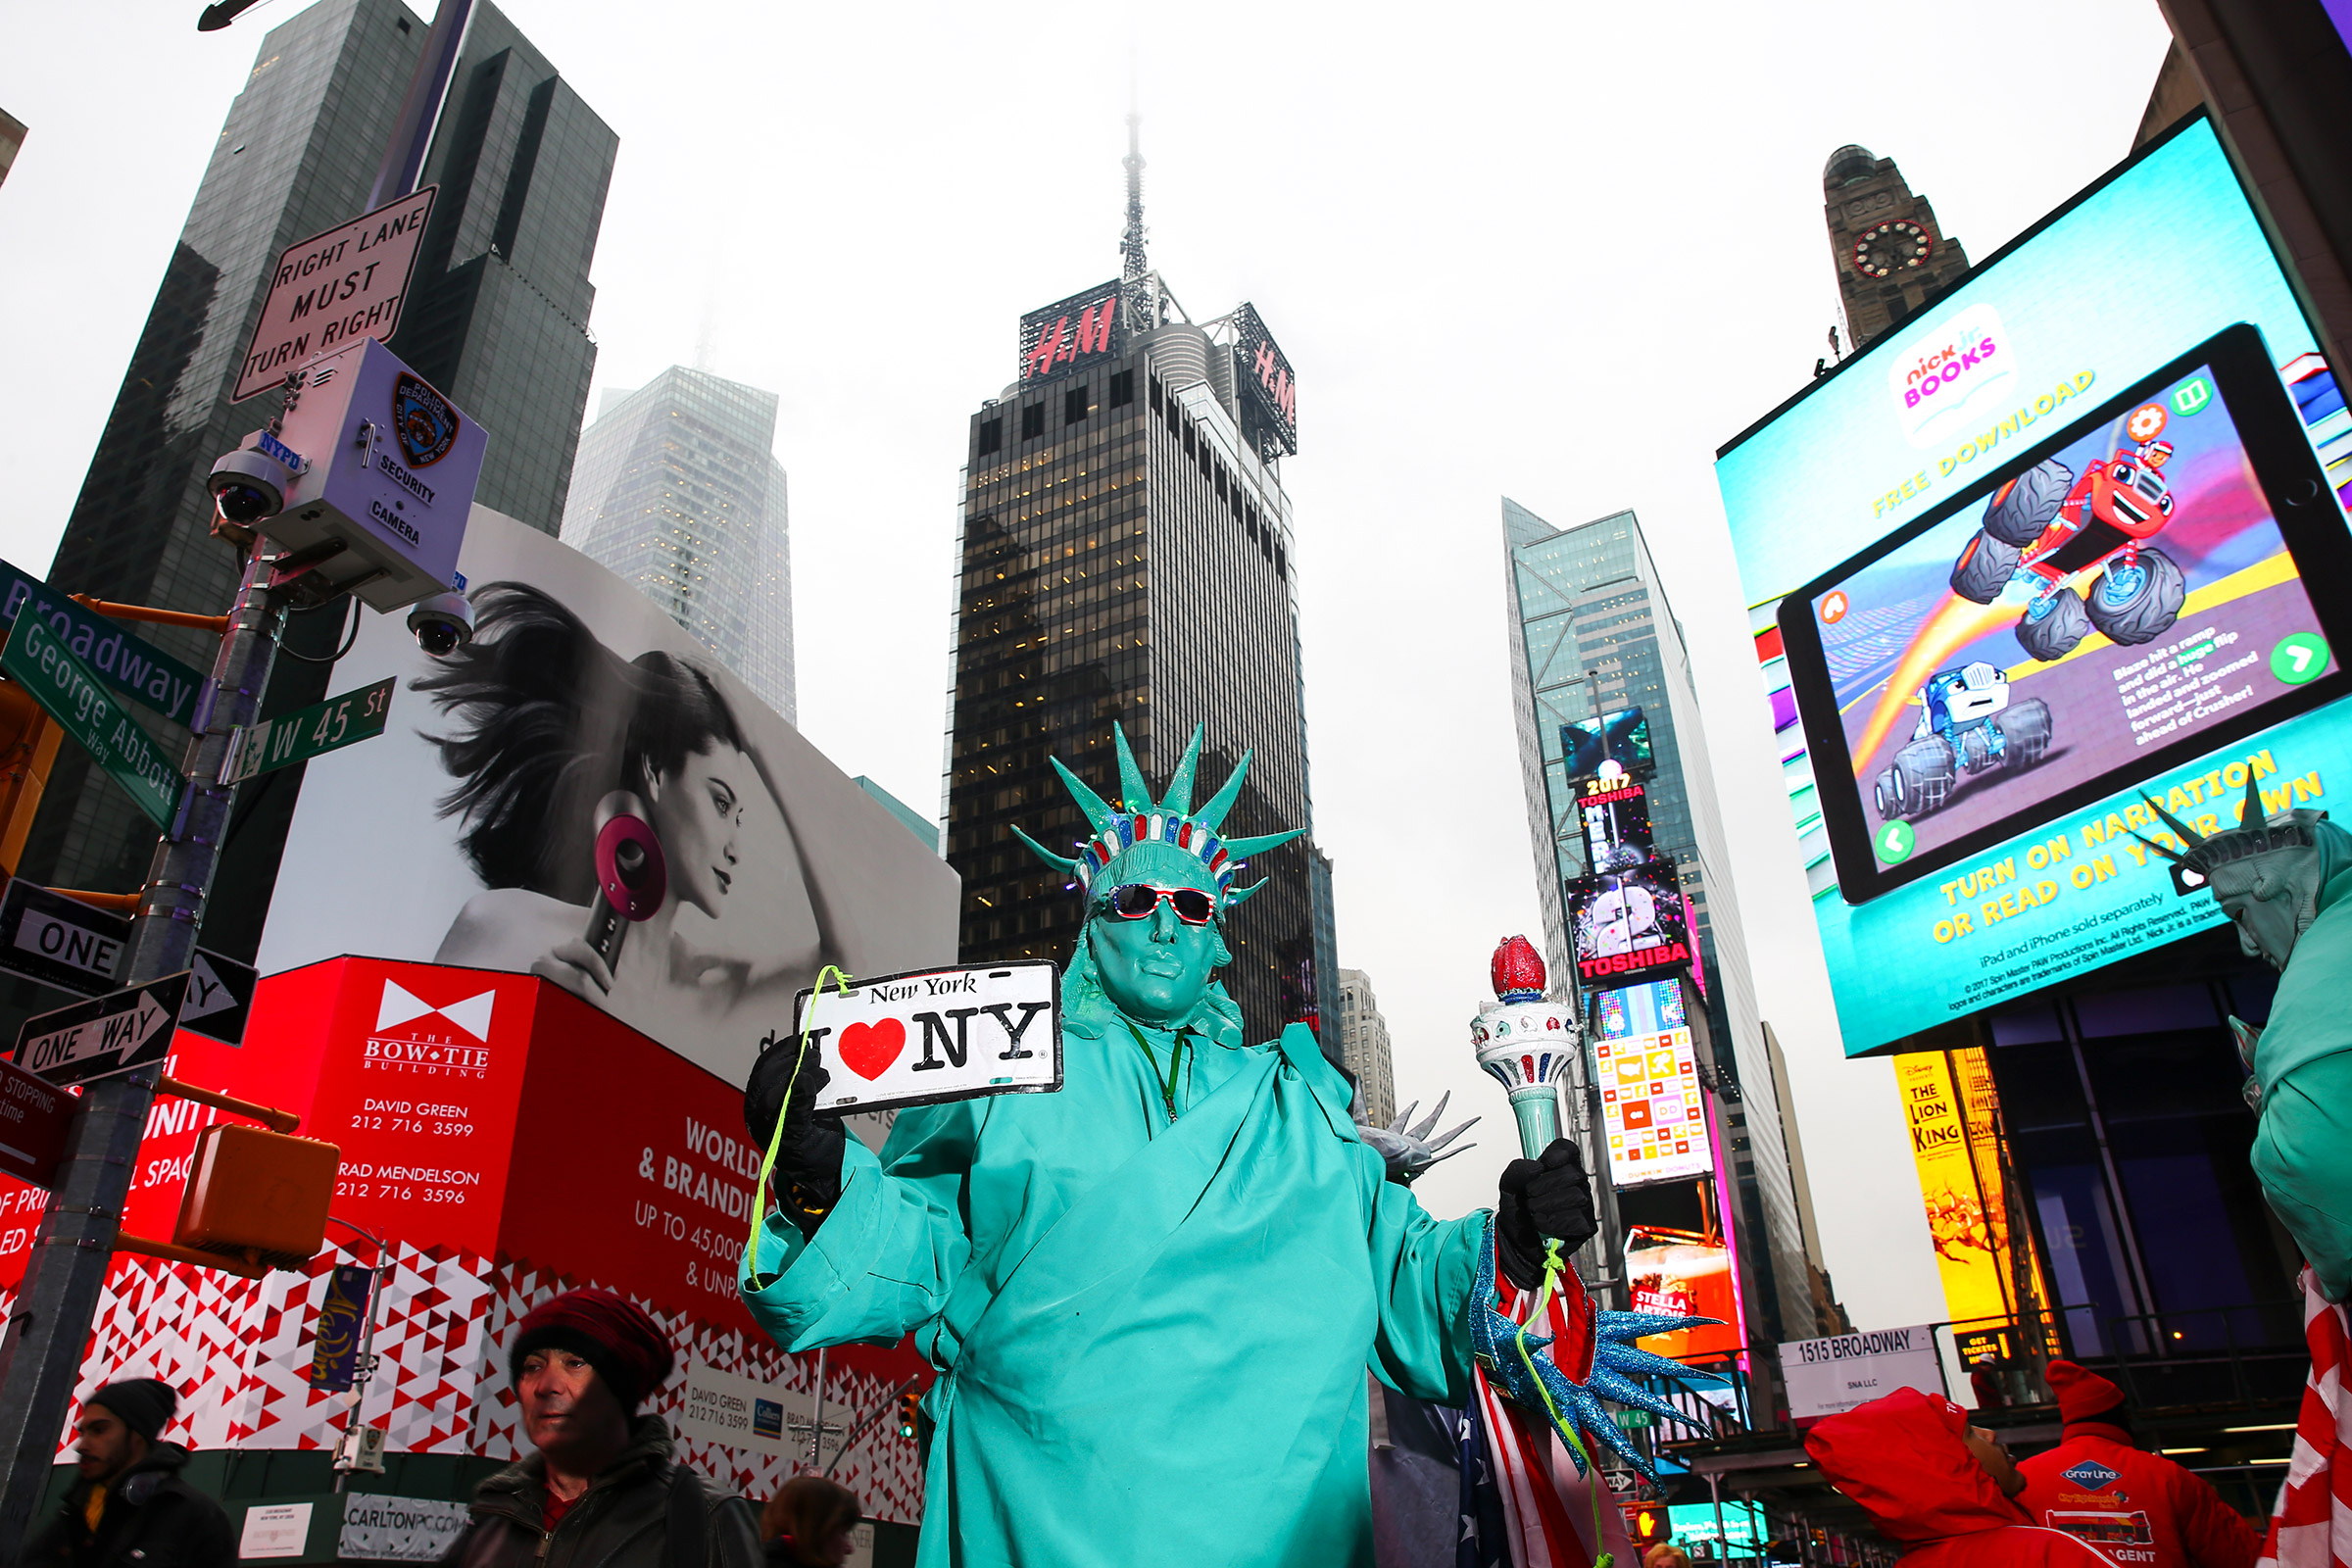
[234, 186, 436, 402]
[1778, 1324, 1948, 1423]
[1, 613, 182, 830]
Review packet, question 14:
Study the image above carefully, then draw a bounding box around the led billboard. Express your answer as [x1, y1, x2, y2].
[1715, 115, 2352, 1054]
[1579, 776, 1654, 872]
[1567, 855, 1691, 987]
[1019, 281, 1123, 385]
[1625, 1226, 1743, 1360]
[1592, 980, 1712, 1187]
[1562, 706, 1655, 781]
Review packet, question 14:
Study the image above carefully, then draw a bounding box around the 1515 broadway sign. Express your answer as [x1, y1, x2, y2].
[1777, 1325, 1945, 1422]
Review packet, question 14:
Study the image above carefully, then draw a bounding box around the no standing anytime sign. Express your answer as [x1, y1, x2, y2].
[233, 187, 436, 403]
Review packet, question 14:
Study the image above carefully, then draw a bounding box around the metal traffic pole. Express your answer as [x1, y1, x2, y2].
[0, 537, 287, 1553]
[0, 2, 480, 1539]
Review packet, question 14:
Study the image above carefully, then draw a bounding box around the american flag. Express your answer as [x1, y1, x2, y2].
[2259, 1266, 2352, 1568]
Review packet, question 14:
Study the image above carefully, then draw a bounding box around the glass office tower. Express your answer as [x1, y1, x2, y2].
[946, 302, 1339, 1050]
[24, 0, 614, 915]
[563, 368, 796, 724]
[1504, 498, 1819, 1340]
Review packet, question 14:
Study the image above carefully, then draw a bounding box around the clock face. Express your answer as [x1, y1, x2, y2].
[1852, 219, 1934, 278]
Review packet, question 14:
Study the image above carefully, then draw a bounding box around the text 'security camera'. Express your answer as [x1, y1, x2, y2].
[208, 429, 305, 542]
[406, 590, 475, 657]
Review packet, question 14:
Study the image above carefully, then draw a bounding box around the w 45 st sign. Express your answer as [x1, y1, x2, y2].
[222, 677, 392, 784]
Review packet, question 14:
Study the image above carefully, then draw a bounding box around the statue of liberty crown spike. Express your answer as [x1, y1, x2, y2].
[1010, 723, 1301, 910]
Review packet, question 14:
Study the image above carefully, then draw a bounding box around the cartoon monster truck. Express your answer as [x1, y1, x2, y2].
[1874, 662, 2054, 823]
[1948, 404, 2189, 663]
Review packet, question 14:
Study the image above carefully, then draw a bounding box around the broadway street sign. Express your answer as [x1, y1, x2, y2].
[0, 557, 205, 725]
[15, 972, 190, 1087]
[222, 677, 393, 784]
[1, 614, 182, 829]
[234, 187, 437, 401]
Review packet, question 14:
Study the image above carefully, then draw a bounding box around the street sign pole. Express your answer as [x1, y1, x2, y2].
[0, 539, 285, 1552]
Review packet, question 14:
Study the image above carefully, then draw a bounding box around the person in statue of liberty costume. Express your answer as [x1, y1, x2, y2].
[2139, 777, 2352, 1297]
[737, 724, 1598, 1567]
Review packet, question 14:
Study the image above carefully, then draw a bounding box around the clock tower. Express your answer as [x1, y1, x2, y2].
[1824, 144, 1972, 351]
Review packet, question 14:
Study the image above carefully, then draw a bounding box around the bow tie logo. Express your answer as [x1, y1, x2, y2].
[376, 979, 496, 1042]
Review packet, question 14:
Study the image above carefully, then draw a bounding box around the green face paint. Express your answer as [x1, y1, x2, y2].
[1010, 721, 1297, 1034]
[1087, 843, 1231, 1024]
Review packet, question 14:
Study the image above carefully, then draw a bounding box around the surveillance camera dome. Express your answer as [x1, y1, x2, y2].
[407, 590, 475, 657]
[208, 443, 293, 527]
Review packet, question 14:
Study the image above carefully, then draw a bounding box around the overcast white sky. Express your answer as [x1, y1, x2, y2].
[0, 0, 2179, 1334]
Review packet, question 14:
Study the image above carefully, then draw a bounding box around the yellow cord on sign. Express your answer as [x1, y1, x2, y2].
[1509, 1240, 1612, 1568]
[743, 966, 853, 1290]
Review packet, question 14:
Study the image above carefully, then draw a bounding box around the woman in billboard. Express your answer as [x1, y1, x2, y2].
[418, 583, 841, 1050]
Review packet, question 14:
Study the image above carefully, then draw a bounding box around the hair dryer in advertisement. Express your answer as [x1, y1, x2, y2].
[584, 790, 667, 969]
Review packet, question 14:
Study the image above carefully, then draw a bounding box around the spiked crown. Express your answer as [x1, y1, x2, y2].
[2135, 770, 2323, 881]
[1010, 723, 1301, 910]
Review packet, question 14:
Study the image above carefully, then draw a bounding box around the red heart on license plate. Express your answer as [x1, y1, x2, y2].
[836, 1018, 906, 1081]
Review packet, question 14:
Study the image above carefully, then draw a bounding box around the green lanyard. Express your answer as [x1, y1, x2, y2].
[1124, 1021, 1190, 1120]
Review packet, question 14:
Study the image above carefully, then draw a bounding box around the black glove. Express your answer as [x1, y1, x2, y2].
[744, 1034, 846, 1240]
[1496, 1138, 1598, 1292]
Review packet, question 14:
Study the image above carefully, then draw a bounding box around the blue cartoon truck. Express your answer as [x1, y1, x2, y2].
[1873, 662, 2054, 822]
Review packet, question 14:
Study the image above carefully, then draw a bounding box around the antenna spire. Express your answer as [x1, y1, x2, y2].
[1120, 110, 1149, 282]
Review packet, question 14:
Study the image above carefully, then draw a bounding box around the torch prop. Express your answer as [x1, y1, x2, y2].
[1464, 936, 1724, 1492]
[1471, 935, 1579, 1161]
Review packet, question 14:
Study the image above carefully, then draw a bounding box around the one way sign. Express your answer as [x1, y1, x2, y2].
[14, 974, 190, 1087]
[179, 949, 256, 1048]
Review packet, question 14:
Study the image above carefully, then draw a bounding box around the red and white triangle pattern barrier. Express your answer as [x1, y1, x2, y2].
[3, 1248, 925, 1524]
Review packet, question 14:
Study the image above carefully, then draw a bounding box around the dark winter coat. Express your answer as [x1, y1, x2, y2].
[437, 1416, 760, 1568]
[16, 1442, 235, 1568]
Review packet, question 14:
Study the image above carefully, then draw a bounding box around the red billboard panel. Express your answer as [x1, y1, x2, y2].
[0, 958, 931, 1520]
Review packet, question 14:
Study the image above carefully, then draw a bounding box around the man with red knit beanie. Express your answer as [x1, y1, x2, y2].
[441, 1289, 759, 1567]
[1806, 1386, 2121, 1564]
[2014, 1360, 2257, 1568]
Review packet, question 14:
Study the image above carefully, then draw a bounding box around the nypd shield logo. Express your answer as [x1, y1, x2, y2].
[2060, 1458, 2122, 1491]
[393, 372, 460, 467]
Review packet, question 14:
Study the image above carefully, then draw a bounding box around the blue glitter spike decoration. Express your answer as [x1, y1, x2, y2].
[1467, 1215, 1728, 1481]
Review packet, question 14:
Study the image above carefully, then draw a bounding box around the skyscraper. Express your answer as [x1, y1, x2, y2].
[943, 124, 1339, 1049]
[1334, 968, 1396, 1127]
[1502, 499, 1815, 1340]
[562, 367, 796, 723]
[24, 0, 614, 907]
[1823, 145, 1972, 352]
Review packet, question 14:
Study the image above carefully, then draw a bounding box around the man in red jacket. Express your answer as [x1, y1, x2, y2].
[2013, 1361, 2258, 1568]
[1807, 1387, 2122, 1564]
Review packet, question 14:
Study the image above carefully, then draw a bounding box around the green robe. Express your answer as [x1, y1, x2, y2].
[739, 1005, 1487, 1568]
[2249, 841, 2352, 1301]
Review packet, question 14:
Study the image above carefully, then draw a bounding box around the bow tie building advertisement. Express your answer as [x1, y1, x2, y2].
[0, 506, 959, 1544]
